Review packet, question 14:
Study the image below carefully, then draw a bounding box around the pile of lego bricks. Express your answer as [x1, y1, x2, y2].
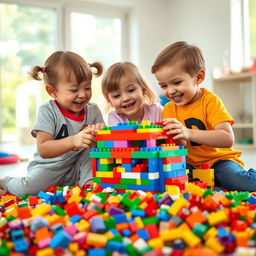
[0, 183, 256, 256]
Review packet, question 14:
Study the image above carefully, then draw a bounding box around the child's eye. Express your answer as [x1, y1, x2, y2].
[112, 94, 120, 99]
[70, 89, 78, 92]
[128, 88, 135, 93]
[174, 81, 182, 85]
[85, 87, 91, 91]
[160, 84, 167, 89]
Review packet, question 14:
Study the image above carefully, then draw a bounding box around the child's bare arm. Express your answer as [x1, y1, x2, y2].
[163, 118, 234, 148]
[37, 127, 97, 158]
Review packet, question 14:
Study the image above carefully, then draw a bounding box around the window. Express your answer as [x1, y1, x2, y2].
[0, 2, 57, 143]
[230, 0, 256, 71]
[0, 1, 127, 144]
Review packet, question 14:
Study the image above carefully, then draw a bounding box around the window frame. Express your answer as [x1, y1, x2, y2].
[0, 0, 129, 143]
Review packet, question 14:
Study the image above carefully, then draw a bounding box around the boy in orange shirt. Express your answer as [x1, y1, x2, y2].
[151, 41, 256, 191]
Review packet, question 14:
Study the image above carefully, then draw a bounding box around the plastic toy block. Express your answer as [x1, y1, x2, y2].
[207, 209, 228, 226]
[50, 230, 71, 249]
[86, 233, 108, 247]
[192, 165, 215, 189]
[100, 158, 114, 164]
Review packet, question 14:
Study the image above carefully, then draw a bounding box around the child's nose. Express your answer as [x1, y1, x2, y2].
[168, 86, 176, 95]
[122, 93, 130, 101]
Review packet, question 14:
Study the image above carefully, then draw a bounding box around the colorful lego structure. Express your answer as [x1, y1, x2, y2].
[90, 120, 188, 193]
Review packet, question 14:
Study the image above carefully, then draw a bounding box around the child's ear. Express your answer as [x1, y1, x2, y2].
[196, 69, 205, 84]
[46, 85, 57, 98]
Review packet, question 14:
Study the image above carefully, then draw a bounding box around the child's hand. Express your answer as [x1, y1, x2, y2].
[72, 127, 96, 148]
[87, 123, 105, 135]
[163, 118, 190, 142]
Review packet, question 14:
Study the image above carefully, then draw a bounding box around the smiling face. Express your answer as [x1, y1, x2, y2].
[107, 72, 145, 122]
[155, 60, 205, 106]
[46, 71, 92, 116]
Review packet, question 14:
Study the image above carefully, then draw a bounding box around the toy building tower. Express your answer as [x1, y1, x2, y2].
[90, 121, 188, 193]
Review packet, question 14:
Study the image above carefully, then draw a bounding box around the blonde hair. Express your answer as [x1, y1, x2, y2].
[151, 41, 205, 76]
[102, 62, 158, 109]
[29, 51, 103, 87]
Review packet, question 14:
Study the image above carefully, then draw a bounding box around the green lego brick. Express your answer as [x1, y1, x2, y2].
[120, 178, 137, 185]
[96, 141, 105, 148]
[159, 148, 188, 158]
[132, 151, 159, 159]
[93, 177, 101, 183]
[90, 151, 111, 158]
[142, 216, 159, 225]
[114, 183, 128, 189]
[141, 179, 150, 185]
[104, 217, 116, 229]
[98, 163, 115, 171]
[52, 205, 66, 216]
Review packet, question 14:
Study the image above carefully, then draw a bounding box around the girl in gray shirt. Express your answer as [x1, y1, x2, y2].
[0, 51, 105, 197]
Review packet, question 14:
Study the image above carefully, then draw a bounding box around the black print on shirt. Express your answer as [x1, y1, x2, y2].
[184, 118, 206, 146]
[56, 124, 69, 139]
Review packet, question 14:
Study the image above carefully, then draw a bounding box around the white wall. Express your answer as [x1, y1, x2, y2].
[164, 0, 231, 90]
[91, 0, 231, 91]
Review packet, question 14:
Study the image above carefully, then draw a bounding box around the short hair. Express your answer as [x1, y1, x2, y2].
[102, 62, 158, 105]
[151, 41, 205, 76]
[29, 51, 103, 87]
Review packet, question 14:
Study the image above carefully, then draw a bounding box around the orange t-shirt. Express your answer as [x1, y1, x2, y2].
[162, 88, 244, 168]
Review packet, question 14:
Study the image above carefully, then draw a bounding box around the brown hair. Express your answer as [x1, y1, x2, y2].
[102, 62, 158, 106]
[151, 41, 205, 76]
[29, 51, 103, 87]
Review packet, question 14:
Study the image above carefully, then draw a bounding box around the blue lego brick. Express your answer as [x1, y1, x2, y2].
[137, 228, 150, 240]
[88, 248, 106, 256]
[14, 239, 28, 253]
[107, 241, 126, 254]
[127, 180, 159, 191]
[148, 158, 160, 172]
[163, 169, 186, 178]
[104, 140, 114, 148]
[56, 191, 66, 204]
[69, 215, 82, 223]
[90, 217, 106, 233]
[158, 158, 165, 193]
[50, 230, 72, 249]
[111, 213, 128, 224]
[131, 209, 146, 218]
[37, 191, 52, 201]
[111, 122, 139, 130]
[163, 162, 186, 172]
[122, 229, 131, 237]
[122, 164, 132, 172]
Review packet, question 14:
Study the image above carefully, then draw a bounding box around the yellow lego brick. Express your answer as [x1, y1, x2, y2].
[96, 171, 114, 178]
[117, 166, 125, 173]
[116, 158, 122, 164]
[1, 195, 17, 203]
[69, 242, 79, 253]
[137, 128, 164, 133]
[193, 167, 215, 188]
[182, 229, 201, 247]
[186, 182, 205, 197]
[32, 203, 51, 216]
[97, 130, 111, 134]
[205, 236, 224, 253]
[36, 247, 55, 256]
[100, 158, 114, 164]
[148, 237, 164, 250]
[168, 197, 188, 215]
[76, 219, 90, 232]
[75, 250, 86, 256]
[203, 227, 218, 240]
[141, 120, 151, 126]
[165, 185, 180, 196]
[134, 216, 144, 229]
[136, 179, 141, 185]
[86, 232, 108, 247]
[4, 207, 18, 218]
[105, 230, 115, 239]
[68, 194, 82, 204]
[208, 210, 228, 226]
[160, 228, 182, 242]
